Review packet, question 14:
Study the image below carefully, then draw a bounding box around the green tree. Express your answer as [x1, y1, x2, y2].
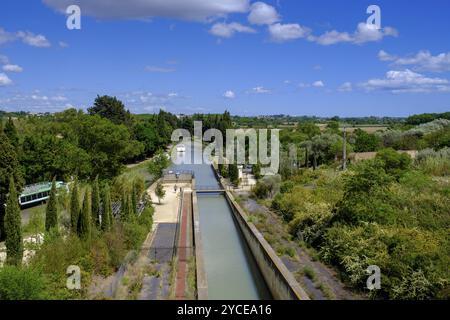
[4, 117, 19, 148]
[101, 183, 112, 231]
[91, 176, 101, 228]
[78, 188, 92, 241]
[121, 190, 129, 220]
[336, 159, 393, 225]
[298, 122, 321, 139]
[0, 131, 23, 241]
[88, 95, 133, 126]
[354, 129, 380, 152]
[70, 179, 80, 233]
[229, 164, 239, 185]
[45, 178, 58, 232]
[376, 148, 412, 179]
[155, 182, 165, 204]
[325, 121, 340, 134]
[148, 151, 169, 179]
[76, 115, 143, 178]
[5, 178, 23, 266]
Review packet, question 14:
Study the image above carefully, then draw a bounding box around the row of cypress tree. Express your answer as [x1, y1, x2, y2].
[2, 173, 140, 266]
[69, 176, 113, 241]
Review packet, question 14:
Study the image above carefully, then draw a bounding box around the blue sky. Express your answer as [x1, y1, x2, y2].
[0, 0, 450, 116]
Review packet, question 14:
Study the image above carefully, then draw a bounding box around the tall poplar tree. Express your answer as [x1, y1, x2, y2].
[101, 183, 112, 231]
[5, 177, 23, 266]
[70, 179, 80, 233]
[0, 131, 23, 241]
[45, 177, 58, 232]
[78, 189, 92, 241]
[91, 176, 101, 228]
[4, 117, 19, 148]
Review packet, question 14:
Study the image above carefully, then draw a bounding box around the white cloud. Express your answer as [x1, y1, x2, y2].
[0, 91, 73, 112]
[248, 2, 279, 25]
[223, 90, 236, 99]
[209, 22, 255, 38]
[51, 95, 68, 102]
[378, 50, 450, 73]
[251, 86, 271, 94]
[268, 23, 311, 42]
[145, 66, 176, 73]
[43, 0, 250, 21]
[17, 31, 51, 47]
[31, 94, 49, 101]
[312, 80, 325, 87]
[0, 72, 12, 86]
[59, 41, 69, 48]
[314, 30, 352, 46]
[338, 82, 353, 92]
[2, 64, 23, 72]
[0, 54, 9, 64]
[1, 28, 51, 47]
[311, 23, 398, 46]
[361, 69, 450, 93]
[378, 50, 394, 61]
[0, 28, 15, 45]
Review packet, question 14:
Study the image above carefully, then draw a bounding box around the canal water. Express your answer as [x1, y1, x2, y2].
[171, 142, 271, 299]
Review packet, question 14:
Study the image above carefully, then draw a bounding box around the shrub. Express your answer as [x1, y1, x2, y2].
[376, 148, 412, 179]
[0, 266, 45, 300]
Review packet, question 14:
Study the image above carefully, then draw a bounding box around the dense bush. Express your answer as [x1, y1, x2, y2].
[375, 148, 412, 179]
[0, 266, 45, 300]
[273, 159, 449, 299]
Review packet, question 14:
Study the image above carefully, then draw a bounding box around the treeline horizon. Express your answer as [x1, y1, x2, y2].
[2, 108, 450, 125]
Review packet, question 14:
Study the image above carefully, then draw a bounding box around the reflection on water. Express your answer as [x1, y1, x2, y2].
[172, 142, 271, 300]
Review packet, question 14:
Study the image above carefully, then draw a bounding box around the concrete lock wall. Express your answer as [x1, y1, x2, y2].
[224, 191, 310, 300]
[191, 185, 208, 300]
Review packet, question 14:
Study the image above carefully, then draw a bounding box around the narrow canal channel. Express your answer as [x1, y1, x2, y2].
[171, 142, 272, 299]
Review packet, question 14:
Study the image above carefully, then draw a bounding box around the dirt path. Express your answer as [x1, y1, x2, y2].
[236, 192, 361, 300]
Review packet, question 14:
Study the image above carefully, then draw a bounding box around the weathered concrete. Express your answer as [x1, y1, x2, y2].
[224, 190, 310, 300]
[192, 190, 208, 300]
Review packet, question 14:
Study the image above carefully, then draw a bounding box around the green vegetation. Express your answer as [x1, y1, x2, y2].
[45, 178, 58, 232]
[250, 115, 450, 300]
[70, 179, 80, 233]
[77, 187, 92, 241]
[267, 159, 449, 299]
[5, 178, 23, 266]
[155, 182, 166, 204]
[101, 183, 112, 231]
[0, 130, 23, 241]
[91, 176, 101, 228]
[0, 266, 45, 300]
[147, 151, 170, 179]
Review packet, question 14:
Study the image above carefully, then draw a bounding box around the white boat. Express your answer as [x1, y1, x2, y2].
[176, 144, 186, 152]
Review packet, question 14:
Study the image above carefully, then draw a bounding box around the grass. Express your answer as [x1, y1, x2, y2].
[302, 266, 317, 282]
[317, 282, 335, 299]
